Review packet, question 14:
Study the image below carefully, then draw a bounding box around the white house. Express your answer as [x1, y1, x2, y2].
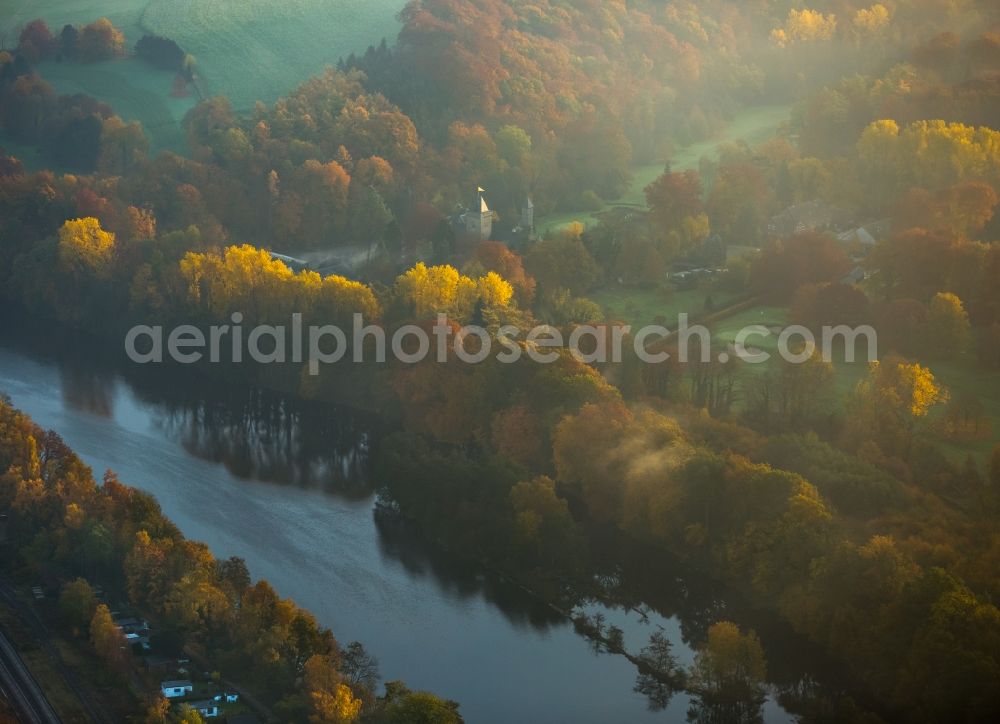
[187, 700, 220, 718]
[161, 680, 194, 699]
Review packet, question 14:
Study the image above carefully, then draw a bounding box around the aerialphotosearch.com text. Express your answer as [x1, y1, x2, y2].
[124, 313, 878, 375]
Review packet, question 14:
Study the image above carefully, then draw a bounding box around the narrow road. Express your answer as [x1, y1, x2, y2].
[0, 628, 60, 724]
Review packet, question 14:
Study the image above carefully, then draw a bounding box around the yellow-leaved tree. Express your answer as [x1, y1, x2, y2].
[847, 358, 949, 454]
[928, 292, 973, 357]
[853, 4, 891, 35]
[304, 654, 362, 723]
[771, 9, 838, 47]
[394, 262, 513, 322]
[90, 603, 126, 668]
[58, 217, 116, 278]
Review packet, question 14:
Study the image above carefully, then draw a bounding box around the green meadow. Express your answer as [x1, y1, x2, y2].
[2, 0, 407, 153]
[593, 285, 744, 329]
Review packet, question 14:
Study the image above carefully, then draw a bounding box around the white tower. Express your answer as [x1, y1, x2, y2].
[465, 188, 493, 241]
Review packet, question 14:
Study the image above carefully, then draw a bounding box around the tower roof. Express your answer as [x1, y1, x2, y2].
[479, 194, 490, 213]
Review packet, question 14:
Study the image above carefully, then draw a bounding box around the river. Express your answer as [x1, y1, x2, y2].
[0, 315, 801, 723]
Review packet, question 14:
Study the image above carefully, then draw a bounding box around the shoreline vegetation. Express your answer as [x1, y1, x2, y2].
[0, 396, 463, 723]
[2, 1, 1000, 722]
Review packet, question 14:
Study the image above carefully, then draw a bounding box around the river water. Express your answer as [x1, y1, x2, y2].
[0, 317, 799, 723]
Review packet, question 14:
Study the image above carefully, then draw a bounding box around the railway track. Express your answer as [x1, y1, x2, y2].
[0, 628, 60, 724]
[0, 579, 112, 724]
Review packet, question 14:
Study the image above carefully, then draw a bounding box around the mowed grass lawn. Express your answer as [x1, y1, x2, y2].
[922, 357, 1000, 461]
[593, 285, 743, 328]
[39, 59, 195, 154]
[3, 0, 407, 156]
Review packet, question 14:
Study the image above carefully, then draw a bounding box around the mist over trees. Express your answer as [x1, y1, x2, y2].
[1, 0, 1000, 722]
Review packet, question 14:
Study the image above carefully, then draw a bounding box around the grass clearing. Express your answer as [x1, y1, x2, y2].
[921, 358, 1000, 461]
[39, 58, 195, 153]
[140, 0, 407, 111]
[593, 285, 742, 329]
[3, 0, 407, 154]
[710, 305, 789, 353]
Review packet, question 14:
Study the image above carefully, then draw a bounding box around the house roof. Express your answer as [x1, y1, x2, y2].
[837, 227, 877, 246]
[842, 266, 867, 284]
[186, 700, 218, 710]
[161, 680, 193, 688]
[770, 200, 850, 237]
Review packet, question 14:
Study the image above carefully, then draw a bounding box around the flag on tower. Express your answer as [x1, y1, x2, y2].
[477, 186, 485, 193]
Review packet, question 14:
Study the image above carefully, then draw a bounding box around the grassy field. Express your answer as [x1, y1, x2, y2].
[920, 358, 1000, 461]
[140, 0, 406, 111]
[593, 285, 743, 329]
[38, 58, 195, 153]
[710, 305, 790, 354]
[538, 104, 793, 235]
[2, 0, 407, 153]
[0, 136, 52, 171]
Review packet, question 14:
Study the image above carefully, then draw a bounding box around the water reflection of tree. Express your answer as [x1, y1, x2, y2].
[633, 630, 686, 712]
[151, 387, 376, 498]
[685, 622, 768, 724]
[58, 359, 116, 417]
[374, 510, 566, 631]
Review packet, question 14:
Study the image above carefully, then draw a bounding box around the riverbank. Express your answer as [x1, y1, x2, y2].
[0, 316, 700, 723]
[0, 395, 401, 722]
[1, 307, 874, 723]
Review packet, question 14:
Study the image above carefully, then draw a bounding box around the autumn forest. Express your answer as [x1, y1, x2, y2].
[1, 1, 1000, 723]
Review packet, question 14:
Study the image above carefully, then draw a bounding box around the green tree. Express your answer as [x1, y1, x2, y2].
[90, 604, 125, 669]
[495, 124, 532, 168]
[59, 578, 98, 635]
[847, 358, 949, 455]
[382, 682, 463, 724]
[509, 476, 582, 569]
[525, 223, 600, 297]
[98, 116, 149, 174]
[927, 292, 972, 357]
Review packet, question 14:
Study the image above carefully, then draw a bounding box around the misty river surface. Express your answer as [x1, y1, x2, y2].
[0, 319, 795, 724]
